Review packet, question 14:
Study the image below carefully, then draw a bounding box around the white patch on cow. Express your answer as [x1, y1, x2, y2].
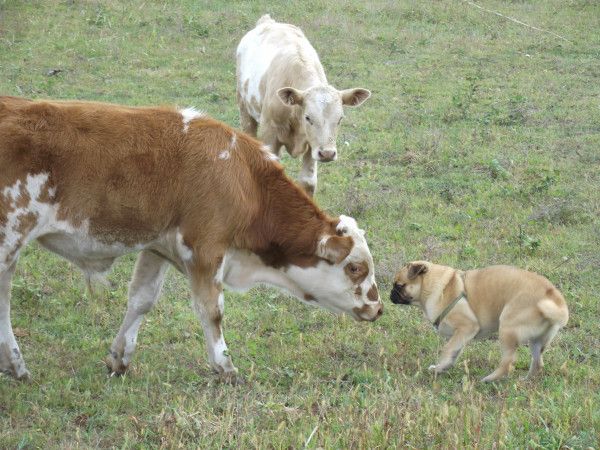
[212, 335, 230, 368]
[2, 179, 22, 200]
[218, 150, 230, 160]
[237, 28, 277, 121]
[1, 173, 50, 263]
[229, 133, 237, 149]
[298, 173, 317, 188]
[261, 145, 279, 161]
[337, 215, 361, 236]
[214, 256, 226, 285]
[222, 249, 304, 297]
[176, 231, 193, 261]
[1, 173, 146, 280]
[217, 292, 225, 316]
[336, 215, 379, 305]
[179, 107, 204, 133]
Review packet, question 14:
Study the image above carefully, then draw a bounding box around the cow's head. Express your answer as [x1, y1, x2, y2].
[285, 215, 382, 321]
[277, 85, 370, 162]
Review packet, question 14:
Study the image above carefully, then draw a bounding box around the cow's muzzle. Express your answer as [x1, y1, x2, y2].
[353, 302, 383, 322]
[317, 148, 337, 162]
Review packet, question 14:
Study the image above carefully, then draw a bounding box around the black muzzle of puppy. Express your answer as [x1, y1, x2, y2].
[390, 284, 410, 305]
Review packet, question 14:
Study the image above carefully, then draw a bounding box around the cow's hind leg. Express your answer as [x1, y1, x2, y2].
[190, 259, 239, 383]
[0, 260, 30, 380]
[107, 250, 169, 375]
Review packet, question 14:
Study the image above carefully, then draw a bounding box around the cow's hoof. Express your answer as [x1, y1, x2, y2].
[0, 349, 31, 381]
[218, 371, 245, 385]
[300, 183, 315, 197]
[1, 367, 31, 382]
[16, 369, 31, 382]
[105, 355, 129, 377]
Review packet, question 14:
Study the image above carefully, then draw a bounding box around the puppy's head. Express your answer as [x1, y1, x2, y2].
[390, 261, 430, 305]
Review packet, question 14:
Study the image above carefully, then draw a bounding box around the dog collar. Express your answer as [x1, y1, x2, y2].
[433, 292, 466, 329]
[433, 272, 467, 329]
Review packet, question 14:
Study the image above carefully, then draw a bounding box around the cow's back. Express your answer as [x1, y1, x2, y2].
[0, 98, 259, 246]
[236, 16, 326, 122]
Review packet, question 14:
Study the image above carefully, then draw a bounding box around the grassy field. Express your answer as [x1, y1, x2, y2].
[1, 0, 599, 448]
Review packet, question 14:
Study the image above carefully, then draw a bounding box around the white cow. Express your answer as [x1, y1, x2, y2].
[236, 15, 371, 196]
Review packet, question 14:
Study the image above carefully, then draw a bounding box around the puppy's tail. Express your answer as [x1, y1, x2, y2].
[538, 299, 568, 328]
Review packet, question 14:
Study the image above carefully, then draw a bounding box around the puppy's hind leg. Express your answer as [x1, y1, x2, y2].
[527, 340, 544, 379]
[482, 329, 518, 382]
[429, 324, 479, 375]
[527, 324, 561, 379]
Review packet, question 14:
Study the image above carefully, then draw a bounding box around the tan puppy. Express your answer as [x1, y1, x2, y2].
[390, 261, 568, 381]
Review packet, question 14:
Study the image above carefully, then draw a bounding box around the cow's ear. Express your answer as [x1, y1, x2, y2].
[340, 88, 371, 107]
[407, 262, 428, 280]
[277, 87, 305, 106]
[317, 235, 354, 264]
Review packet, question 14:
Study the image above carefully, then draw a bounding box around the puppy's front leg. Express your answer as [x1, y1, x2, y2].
[429, 324, 479, 374]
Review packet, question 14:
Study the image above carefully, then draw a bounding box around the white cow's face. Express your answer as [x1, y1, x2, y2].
[277, 86, 371, 162]
[286, 215, 382, 321]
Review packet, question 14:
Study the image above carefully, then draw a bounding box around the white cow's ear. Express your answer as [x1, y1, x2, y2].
[317, 235, 354, 264]
[277, 87, 305, 106]
[340, 88, 371, 107]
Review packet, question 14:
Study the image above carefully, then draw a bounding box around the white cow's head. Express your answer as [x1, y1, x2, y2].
[277, 85, 370, 162]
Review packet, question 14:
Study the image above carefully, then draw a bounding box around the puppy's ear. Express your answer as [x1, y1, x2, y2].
[407, 263, 428, 280]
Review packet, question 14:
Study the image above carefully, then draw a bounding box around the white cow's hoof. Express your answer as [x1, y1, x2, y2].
[218, 371, 245, 385]
[1, 367, 31, 382]
[105, 353, 129, 376]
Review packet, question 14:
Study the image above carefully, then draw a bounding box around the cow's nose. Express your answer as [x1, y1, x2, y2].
[317, 149, 336, 162]
[366, 303, 383, 322]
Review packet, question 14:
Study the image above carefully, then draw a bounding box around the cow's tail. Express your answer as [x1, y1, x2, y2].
[256, 14, 274, 26]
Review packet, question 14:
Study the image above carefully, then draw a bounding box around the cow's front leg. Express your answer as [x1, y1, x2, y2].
[0, 260, 30, 380]
[190, 263, 239, 383]
[107, 250, 169, 375]
[298, 149, 318, 197]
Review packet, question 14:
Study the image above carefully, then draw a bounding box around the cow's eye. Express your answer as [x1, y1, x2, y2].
[349, 264, 359, 274]
[305, 115, 312, 125]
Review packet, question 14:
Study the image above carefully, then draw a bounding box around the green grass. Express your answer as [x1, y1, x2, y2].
[1, 0, 599, 447]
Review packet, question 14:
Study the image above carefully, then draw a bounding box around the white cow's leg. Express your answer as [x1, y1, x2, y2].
[107, 250, 169, 375]
[190, 261, 238, 383]
[0, 260, 30, 380]
[299, 150, 318, 197]
[238, 100, 258, 137]
[258, 119, 283, 157]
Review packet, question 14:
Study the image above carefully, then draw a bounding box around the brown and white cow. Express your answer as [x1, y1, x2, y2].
[236, 15, 371, 196]
[0, 96, 382, 382]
